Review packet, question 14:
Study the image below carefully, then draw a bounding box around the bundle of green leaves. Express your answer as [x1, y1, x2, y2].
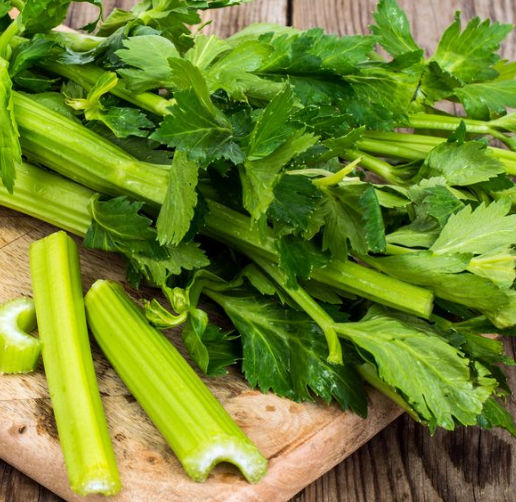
[1, 0, 516, 434]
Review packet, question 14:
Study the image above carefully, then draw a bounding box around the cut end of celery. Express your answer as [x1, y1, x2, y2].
[0, 297, 41, 374]
[182, 436, 268, 484]
[73, 471, 122, 496]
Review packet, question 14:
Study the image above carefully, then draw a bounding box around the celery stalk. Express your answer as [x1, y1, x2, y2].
[0, 298, 40, 374]
[251, 255, 343, 365]
[0, 162, 93, 236]
[204, 200, 434, 319]
[13, 91, 168, 206]
[84, 279, 268, 483]
[29, 231, 120, 496]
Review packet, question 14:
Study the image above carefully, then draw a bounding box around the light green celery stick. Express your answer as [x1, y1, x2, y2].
[29, 231, 120, 496]
[84, 279, 268, 484]
[0, 298, 40, 374]
[0, 162, 93, 236]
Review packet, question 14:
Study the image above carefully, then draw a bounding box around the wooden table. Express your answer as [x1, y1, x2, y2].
[2, 1, 516, 501]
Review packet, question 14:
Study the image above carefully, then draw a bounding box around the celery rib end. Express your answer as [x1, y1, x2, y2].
[183, 437, 268, 483]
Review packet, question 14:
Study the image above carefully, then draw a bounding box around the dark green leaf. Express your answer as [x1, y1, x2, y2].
[268, 174, 321, 231]
[151, 59, 235, 164]
[86, 195, 155, 242]
[275, 235, 328, 288]
[202, 324, 240, 376]
[477, 397, 516, 437]
[8, 36, 54, 78]
[241, 129, 318, 220]
[181, 307, 210, 373]
[23, 0, 102, 34]
[246, 84, 296, 160]
[207, 287, 368, 414]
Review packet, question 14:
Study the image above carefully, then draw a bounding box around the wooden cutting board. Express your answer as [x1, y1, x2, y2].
[0, 207, 403, 502]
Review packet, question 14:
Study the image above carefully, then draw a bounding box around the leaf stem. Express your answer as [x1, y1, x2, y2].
[357, 138, 426, 161]
[0, 19, 21, 59]
[39, 60, 174, 116]
[404, 114, 516, 150]
[312, 157, 361, 187]
[340, 149, 411, 184]
[204, 200, 434, 319]
[252, 256, 343, 365]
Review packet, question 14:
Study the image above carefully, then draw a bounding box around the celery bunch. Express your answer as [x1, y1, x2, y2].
[0, 0, 515, 437]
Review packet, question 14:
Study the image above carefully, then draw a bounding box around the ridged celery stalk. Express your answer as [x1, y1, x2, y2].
[13, 91, 168, 206]
[84, 280, 268, 483]
[0, 298, 40, 374]
[29, 232, 120, 496]
[0, 162, 93, 236]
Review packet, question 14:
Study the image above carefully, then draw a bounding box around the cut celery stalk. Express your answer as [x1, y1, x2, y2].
[0, 298, 40, 374]
[29, 231, 121, 496]
[84, 280, 268, 483]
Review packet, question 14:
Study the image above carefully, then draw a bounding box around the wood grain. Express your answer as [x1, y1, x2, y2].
[292, 0, 516, 59]
[3, 1, 516, 501]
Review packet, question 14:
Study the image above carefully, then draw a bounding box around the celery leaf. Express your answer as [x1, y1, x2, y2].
[422, 140, 505, 186]
[431, 200, 516, 255]
[275, 235, 328, 288]
[370, 0, 420, 57]
[268, 174, 321, 231]
[8, 36, 55, 79]
[455, 80, 516, 120]
[318, 182, 386, 259]
[116, 35, 180, 93]
[431, 14, 512, 84]
[206, 287, 368, 414]
[23, 0, 102, 34]
[151, 60, 237, 164]
[85, 195, 209, 286]
[336, 308, 497, 430]
[157, 151, 199, 246]
[477, 397, 516, 437]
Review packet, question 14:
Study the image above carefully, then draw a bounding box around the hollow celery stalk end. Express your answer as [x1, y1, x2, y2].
[0, 298, 40, 374]
[85, 280, 268, 484]
[29, 231, 121, 496]
[184, 437, 269, 483]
